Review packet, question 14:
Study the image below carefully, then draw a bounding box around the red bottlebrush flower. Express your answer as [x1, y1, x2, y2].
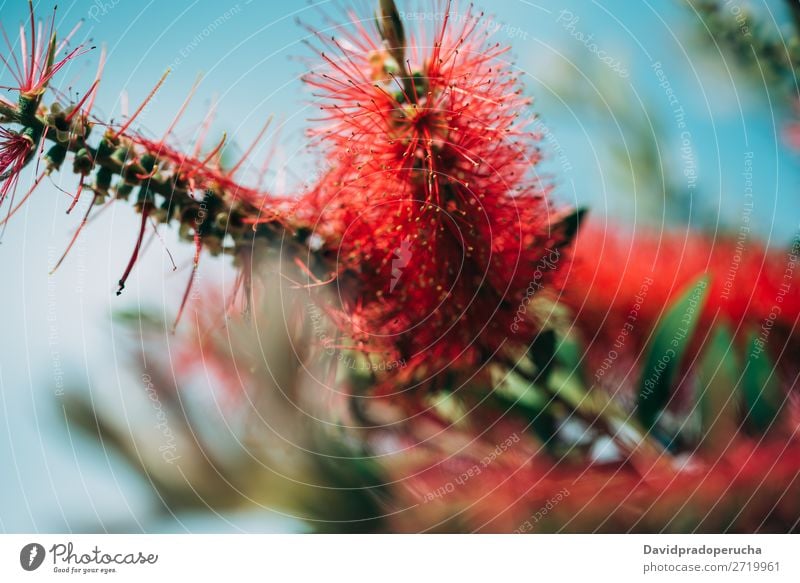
[0, 126, 33, 207]
[565, 223, 800, 349]
[562, 223, 800, 400]
[0, 3, 88, 99]
[302, 1, 578, 365]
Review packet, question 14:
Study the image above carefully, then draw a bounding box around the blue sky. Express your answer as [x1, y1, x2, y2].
[0, 0, 797, 531]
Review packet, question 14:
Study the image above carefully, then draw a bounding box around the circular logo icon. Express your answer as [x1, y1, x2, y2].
[20, 543, 46, 571]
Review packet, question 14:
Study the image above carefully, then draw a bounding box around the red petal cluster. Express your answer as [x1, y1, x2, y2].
[0, 127, 33, 208]
[302, 2, 573, 366]
[565, 224, 800, 353]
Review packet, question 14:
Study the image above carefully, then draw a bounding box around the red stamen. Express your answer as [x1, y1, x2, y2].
[50, 193, 97, 274]
[65, 177, 84, 214]
[116, 206, 151, 295]
[85, 46, 106, 117]
[172, 232, 202, 331]
[192, 96, 218, 157]
[113, 70, 170, 139]
[229, 115, 273, 177]
[65, 80, 99, 123]
[162, 73, 203, 142]
[198, 133, 226, 167]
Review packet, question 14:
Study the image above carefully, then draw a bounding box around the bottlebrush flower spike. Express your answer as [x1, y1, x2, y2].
[0, 4, 301, 330]
[565, 223, 800, 358]
[302, 0, 581, 365]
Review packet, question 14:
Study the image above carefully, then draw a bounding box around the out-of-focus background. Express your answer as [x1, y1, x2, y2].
[0, 0, 797, 532]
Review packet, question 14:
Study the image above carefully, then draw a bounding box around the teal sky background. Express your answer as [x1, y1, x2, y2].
[0, 0, 797, 531]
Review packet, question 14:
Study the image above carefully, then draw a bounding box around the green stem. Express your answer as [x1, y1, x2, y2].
[1, 103, 311, 275]
[0, 101, 17, 123]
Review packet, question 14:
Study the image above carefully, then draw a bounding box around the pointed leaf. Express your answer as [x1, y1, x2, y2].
[697, 325, 739, 453]
[529, 329, 556, 382]
[555, 331, 585, 384]
[637, 276, 709, 429]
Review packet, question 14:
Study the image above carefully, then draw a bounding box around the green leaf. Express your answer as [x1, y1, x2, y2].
[493, 369, 547, 411]
[112, 308, 165, 328]
[697, 325, 740, 452]
[528, 329, 556, 383]
[637, 275, 710, 430]
[742, 332, 782, 433]
[554, 332, 585, 384]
